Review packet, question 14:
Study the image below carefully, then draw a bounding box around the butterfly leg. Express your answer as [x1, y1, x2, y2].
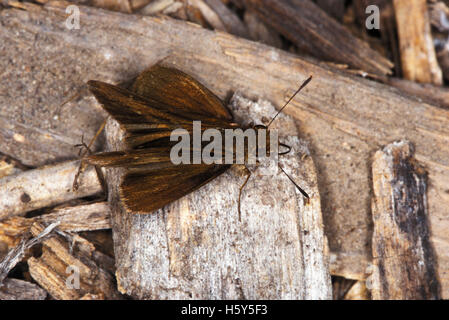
[72, 118, 108, 195]
[238, 165, 252, 222]
[59, 84, 88, 109]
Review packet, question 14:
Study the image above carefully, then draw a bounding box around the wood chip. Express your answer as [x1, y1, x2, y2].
[0, 221, 60, 284]
[393, 0, 443, 84]
[0, 161, 103, 220]
[246, 0, 393, 75]
[0, 202, 111, 251]
[369, 141, 440, 299]
[90, 0, 132, 13]
[28, 222, 121, 300]
[139, 0, 174, 15]
[0, 278, 47, 300]
[203, 0, 249, 38]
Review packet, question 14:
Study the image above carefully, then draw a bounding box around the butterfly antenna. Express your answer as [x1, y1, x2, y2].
[278, 164, 309, 199]
[267, 76, 312, 128]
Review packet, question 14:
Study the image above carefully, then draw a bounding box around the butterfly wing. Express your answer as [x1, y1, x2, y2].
[131, 64, 233, 121]
[120, 164, 231, 214]
[86, 66, 237, 214]
[87, 80, 193, 127]
[87, 79, 238, 149]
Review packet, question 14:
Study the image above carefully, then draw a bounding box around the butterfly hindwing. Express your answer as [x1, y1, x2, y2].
[120, 164, 231, 214]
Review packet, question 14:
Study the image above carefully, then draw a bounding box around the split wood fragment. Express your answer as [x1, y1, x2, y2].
[0, 202, 111, 252]
[393, 0, 443, 84]
[246, 0, 393, 75]
[0, 221, 60, 284]
[27, 222, 121, 300]
[369, 141, 440, 299]
[0, 278, 47, 300]
[0, 161, 103, 220]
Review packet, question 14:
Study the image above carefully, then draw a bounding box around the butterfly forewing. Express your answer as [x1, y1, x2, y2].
[131, 64, 232, 121]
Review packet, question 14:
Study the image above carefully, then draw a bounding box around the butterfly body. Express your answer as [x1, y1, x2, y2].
[85, 64, 310, 214]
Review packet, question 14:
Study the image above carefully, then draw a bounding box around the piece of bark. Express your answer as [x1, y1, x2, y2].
[139, 0, 174, 15]
[2, 2, 449, 296]
[0, 160, 103, 220]
[246, 0, 393, 75]
[105, 93, 331, 299]
[370, 141, 440, 299]
[429, 1, 449, 82]
[129, 0, 151, 11]
[28, 222, 120, 300]
[203, 0, 249, 38]
[0, 222, 60, 284]
[344, 280, 369, 300]
[186, 0, 219, 28]
[0, 202, 111, 251]
[315, 0, 345, 22]
[0, 278, 47, 300]
[162, 1, 183, 15]
[387, 77, 449, 110]
[243, 10, 283, 48]
[393, 0, 443, 84]
[90, 0, 132, 13]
